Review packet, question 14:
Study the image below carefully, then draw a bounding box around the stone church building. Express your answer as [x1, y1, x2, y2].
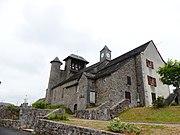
[45, 40, 170, 112]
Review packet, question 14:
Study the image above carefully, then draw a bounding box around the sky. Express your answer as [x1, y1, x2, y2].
[0, 0, 180, 105]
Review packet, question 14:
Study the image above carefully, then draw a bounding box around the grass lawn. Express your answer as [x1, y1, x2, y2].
[57, 106, 180, 135]
[60, 119, 180, 135]
[119, 106, 180, 124]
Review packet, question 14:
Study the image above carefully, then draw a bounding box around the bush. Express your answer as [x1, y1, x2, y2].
[46, 104, 73, 114]
[48, 113, 68, 121]
[153, 96, 166, 108]
[5, 105, 19, 110]
[32, 101, 46, 109]
[108, 118, 141, 134]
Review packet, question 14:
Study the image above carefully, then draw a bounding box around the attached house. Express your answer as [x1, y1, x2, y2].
[45, 40, 170, 112]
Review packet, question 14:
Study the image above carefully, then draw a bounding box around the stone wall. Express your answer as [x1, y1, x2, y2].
[51, 80, 78, 113]
[0, 119, 20, 130]
[0, 108, 19, 120]
[110, 99, 130, 118]
[76, 100, 130, 120]
[96, 57, 138, 108]
[19, 108, 52, 129]
[34, 119, 123, 135]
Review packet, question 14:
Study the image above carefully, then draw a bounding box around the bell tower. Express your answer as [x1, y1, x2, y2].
[100, 45, 111, 62]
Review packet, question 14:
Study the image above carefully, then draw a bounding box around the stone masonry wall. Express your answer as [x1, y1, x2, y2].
[19, 108, 52, 129]
[34, 119, 123, 135]
[0, 108, 19, 120]
[0, 119, 20, 130]
[110, 99, 130, 118]
[96, 57, 138, 108]
[76, 100, 130, 120]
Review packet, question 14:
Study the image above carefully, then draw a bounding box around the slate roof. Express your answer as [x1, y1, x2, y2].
[100, 45, 111, 52]
[53, 40, 152, 88]
[63, 54, 89, 64]
[95, 40, 151, 78]
[50, 57, 62, 64]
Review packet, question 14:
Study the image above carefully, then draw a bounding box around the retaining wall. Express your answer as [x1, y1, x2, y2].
[34, 119, 123, 135]
[76, 100, 130, 120]
[0, 108, 19, 120]
[0, 119, 20, 130]
[20, 108, 52, 129]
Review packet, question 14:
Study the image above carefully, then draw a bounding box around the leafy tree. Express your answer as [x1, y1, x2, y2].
[157, 59, 180, 88]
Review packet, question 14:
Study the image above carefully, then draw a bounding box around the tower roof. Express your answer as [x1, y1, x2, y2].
[100, 45, 111, 52]
[63, 54, 89, 64]
[50, 57, 62, 64]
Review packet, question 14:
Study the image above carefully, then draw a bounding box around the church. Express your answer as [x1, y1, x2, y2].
[45, 40, 170, 113]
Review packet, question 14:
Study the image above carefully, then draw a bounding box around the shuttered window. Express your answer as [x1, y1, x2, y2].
[146, 59, 154, 69]
[147, 76, 157, 87]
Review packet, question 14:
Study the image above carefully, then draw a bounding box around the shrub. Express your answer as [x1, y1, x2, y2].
[32, 100, 46, 109]
[46, 104, 73, 114]
[48, 113, 68, 121]
[107, 118, 141, 134]
[153, 96, 166, 108]
[5, 105, 19, 110]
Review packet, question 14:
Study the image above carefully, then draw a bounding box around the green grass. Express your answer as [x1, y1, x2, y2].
[119, 106, 180, 123]
[60, 119, 109, 130]
[59, 119, 180, 135]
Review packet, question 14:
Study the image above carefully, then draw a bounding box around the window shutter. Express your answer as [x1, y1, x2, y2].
[146, 59, 149, 67]
[154, 78, 157, 87]
[147, 76, 151, 85]
[151, 61, 154, 69]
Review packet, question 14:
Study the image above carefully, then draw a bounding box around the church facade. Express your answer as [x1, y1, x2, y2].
[45, 40, 170, 112]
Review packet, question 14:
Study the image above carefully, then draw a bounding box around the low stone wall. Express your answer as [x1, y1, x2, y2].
[76, 100, 130, 120]
[34, 119, 123, 135]
[0, 108, 19, 120]
[0, 119, 20, 130]
[20, 108, 52, 129]
[76, 109, 111, 120]
[110, 99, 130, 118]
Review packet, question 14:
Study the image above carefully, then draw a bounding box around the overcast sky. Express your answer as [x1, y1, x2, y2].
[0, 0, 180, 105]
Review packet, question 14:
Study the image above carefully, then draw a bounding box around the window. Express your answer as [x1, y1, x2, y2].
[146, 59, 154, 69]
[127, 76, 131, 85]
[151, 93, 156, 103]
[76, 86, 79, 93]
[90, 92, 95, 104]
[147, 76, 157, 87]
[125, 91, 131, 103]
[62, 88, 64, 99]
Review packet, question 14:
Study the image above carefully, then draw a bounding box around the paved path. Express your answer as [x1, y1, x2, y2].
[0, 127, 32, 135]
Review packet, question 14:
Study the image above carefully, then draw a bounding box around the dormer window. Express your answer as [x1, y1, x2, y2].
[146, 59, 154, 69]
[147, 76, 157, 87]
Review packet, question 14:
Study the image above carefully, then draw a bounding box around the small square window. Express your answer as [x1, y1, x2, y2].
[127, 76, 131, 85]
[146, 59, 154, 69]
[147, 76, 157, 87]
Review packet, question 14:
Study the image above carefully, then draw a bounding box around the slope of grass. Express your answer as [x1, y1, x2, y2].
[119, 106, 180, 123]
[60, 119, 180, 135]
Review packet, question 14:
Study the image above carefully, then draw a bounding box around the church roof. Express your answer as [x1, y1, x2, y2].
[100, 45, 111, 52]
[53, 40, 152, 88]
[94, 40, 151, 78]
[50, 57, 62, 64]
[63, 54, 89, 64]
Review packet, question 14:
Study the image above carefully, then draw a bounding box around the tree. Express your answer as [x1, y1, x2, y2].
[157, 59, 180, 88]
